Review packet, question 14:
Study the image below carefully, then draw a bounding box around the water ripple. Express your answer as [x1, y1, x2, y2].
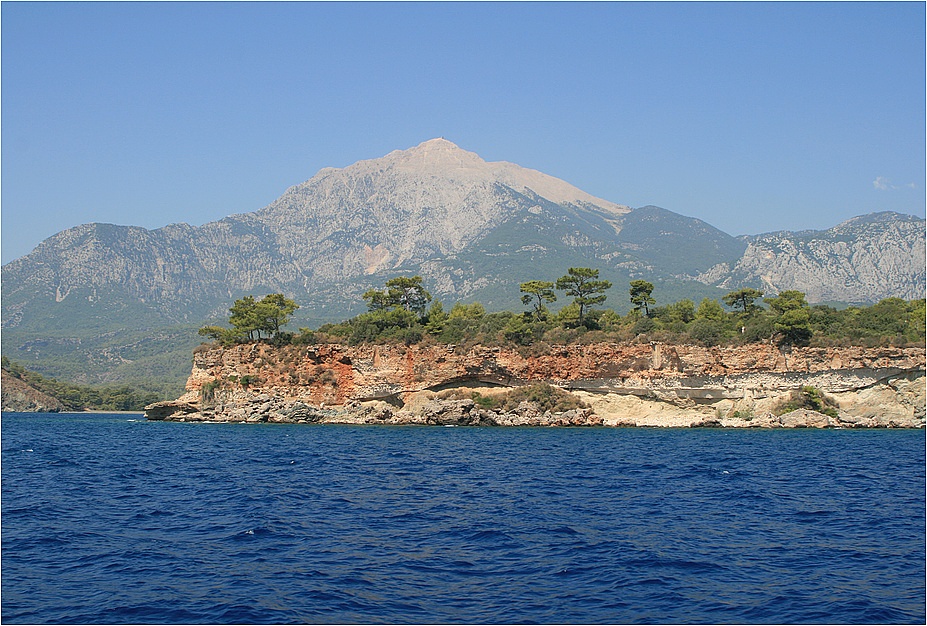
[2, 414, 924, 624]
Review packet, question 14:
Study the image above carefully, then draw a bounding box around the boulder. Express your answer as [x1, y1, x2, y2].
[278, 402, 326, 423]
[421, 399, 479, 425]
[144, 401, 200, 421]
[778, 408, 833, 428]
[690, 418, 724, 428]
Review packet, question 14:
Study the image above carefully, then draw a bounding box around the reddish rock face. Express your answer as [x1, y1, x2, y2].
[182, 342, 926, 407]
[143, 342, 926, 428]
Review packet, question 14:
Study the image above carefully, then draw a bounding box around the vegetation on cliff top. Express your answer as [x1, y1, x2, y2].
[199, 294, 300, 345]
[199, 271, 927, 352]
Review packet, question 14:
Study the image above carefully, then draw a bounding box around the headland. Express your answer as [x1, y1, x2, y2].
[145, 342, 925, 428]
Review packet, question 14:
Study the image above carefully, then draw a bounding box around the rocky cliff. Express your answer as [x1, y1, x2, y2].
[146, 342, 926, 428]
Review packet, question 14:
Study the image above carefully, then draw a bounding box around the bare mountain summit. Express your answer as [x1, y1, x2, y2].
[257, 138, 629, 276]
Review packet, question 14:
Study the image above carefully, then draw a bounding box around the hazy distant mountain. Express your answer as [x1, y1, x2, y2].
[2, 138, 924, 391]
[697, 212, 926, 303]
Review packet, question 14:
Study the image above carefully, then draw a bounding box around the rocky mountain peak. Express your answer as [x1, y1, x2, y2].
[334, 137, 491, 185]
[278, 138, 629, 217]
[386, 137, 487, 170]
[252, 139, 631, 275]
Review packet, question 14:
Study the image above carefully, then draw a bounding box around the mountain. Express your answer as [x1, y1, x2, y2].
[2, 138, 924, 391]
[697, 212, 926, 303]
[2, 139, 630, 316]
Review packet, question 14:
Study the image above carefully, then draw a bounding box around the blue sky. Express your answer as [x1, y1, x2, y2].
[2, 1, 924, 263]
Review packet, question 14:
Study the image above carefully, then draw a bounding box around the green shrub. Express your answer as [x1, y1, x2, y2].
[775, 385, 838, 418]
[471, 392, 500, 410]
[500, 383, 587, 413]
[687, 318, 724, 346]
[200, 380, 221, 403]
[239, 374, 259, 387]
[632, 316, 657, 335]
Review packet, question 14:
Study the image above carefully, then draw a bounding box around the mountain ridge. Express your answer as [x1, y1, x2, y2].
[697, 210, 925, 302]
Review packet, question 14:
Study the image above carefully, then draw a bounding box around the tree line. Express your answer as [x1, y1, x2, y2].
[198, 270, 925, 351]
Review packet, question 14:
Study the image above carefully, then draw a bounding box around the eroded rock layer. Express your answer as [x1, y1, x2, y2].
[145, 342, 926, 428]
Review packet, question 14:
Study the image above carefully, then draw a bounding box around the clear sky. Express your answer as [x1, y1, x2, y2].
[2, 1, 924, 263]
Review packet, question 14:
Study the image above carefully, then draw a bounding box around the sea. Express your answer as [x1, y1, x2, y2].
[1, 412, 924, 625]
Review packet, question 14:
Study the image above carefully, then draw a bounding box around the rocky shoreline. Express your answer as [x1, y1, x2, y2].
[145, 342, 926, 428]
[145, 392, 921, 429]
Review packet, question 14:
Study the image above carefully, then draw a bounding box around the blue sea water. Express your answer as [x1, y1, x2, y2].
[1, 412, 924, 625]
